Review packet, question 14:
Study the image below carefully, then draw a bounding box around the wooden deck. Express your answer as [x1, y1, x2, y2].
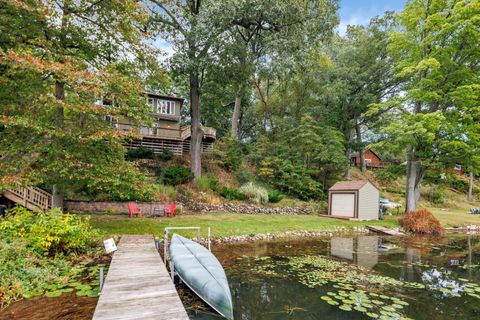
[92, 235, 189, 320]
[367, 225, 405, 236]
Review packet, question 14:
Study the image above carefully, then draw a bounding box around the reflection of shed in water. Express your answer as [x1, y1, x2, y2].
[330, 236, 379, 269]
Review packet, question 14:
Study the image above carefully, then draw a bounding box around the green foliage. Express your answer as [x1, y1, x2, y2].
[376, 165, 405, 182]
[0, 207, 102, 308]
[0, 207, 99, 256]
[0, 0, 161, 201]
[219, 187, 247, 201]
[163, 166, 194, 186]
[236, 167, 256, 184]
[267, 189, 284, 203]
[126, 147, 155, 160]
[197, 175, 219, 192]
[156, 149, 173, 162]
[239, 182, 269, 205]
[258, 157, 324, 200]
[211, 135, 244, 172]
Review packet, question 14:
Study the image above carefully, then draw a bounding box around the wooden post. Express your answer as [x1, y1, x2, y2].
[468, 172, 474, 201]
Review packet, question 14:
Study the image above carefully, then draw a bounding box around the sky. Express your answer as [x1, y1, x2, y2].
[338, 0, 407, 34]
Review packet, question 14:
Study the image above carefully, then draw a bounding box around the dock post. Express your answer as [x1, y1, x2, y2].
[164, 229, 169, 264]
[99, 267, 104, 290]
[208, 227, 211, 251]
[170, 261, 175, 281]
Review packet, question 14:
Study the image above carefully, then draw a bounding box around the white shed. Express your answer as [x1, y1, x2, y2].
[328, 180, 379, 220]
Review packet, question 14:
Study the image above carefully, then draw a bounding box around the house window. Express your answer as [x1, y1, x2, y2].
[147, 98, 155, 108]
[104, 115, 118, 128]
[157, 100, 175, 115]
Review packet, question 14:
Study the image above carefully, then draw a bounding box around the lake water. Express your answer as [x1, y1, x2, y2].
[187, 233, 480, 320]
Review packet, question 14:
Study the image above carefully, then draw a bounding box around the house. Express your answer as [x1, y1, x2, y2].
[350, 150, 385, 168]
[328, 180, 379, 220]
[445, 163, 463, 175]
[106, 92, 216, 155]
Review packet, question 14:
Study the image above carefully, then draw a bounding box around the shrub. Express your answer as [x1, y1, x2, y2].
[376, 164, 405, 182]
[163, 165, 193, 185]
[157, 148, 173, 161]
[126, 147, 154, 160]
[197, 175, 219, 192]
[211, 135, 244, 172]
[267, 189, 284, 203]
[400, 208, 444, 236]
[0, 207, 99, 256]
[219, 187, 247, 201]
[236, 167, 255, 184]
[240, 182, 269, 204]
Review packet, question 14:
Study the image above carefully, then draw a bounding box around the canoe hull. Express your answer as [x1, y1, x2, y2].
[169, 234, 233, 320]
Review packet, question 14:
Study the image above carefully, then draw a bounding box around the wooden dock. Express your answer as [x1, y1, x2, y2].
[367, 225, 405, 236]
[92, 235, 189, 320]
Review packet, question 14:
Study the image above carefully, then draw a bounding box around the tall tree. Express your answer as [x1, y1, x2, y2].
[0, 0, 157, 208]
[380, 0, 480, 212]
[148, 0, 338, 180]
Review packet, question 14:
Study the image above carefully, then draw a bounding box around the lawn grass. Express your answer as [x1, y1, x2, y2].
[89, 212, 400, 238]
[428, 207, 480, 227]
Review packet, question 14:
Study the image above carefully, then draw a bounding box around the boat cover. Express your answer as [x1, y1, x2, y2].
[169, 234, 233, 320]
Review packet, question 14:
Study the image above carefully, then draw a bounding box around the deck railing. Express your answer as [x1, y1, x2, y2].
[7, 182, 52, 211]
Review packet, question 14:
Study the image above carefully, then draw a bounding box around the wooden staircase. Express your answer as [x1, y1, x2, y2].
[3, 182, 52, 211]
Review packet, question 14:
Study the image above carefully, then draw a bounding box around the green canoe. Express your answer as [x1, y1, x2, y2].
[169, 234, 233, 320]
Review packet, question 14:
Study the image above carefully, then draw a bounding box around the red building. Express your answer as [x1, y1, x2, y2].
[350, 150, 385, 168]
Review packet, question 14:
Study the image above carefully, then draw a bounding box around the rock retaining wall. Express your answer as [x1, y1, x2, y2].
[65, 199, 313, 215]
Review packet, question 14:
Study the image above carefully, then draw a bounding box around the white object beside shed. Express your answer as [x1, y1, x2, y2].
[328, 180, 379, 220]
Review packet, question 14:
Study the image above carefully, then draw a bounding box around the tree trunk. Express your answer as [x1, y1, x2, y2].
[231, 95, 241, 139]
[355, 118, 366, 173]
[468, 172, 474, 201]
[344, 127, 353, 179]
[189, 73, 203, 182]
[52, 80, 65, 210]
[405, 147, 426, 213]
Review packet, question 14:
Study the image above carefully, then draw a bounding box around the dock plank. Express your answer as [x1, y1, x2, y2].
[92, 235, 189, 320]
[367, 225, 405, 236]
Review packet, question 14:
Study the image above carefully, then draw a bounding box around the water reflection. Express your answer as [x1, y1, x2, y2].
[188, 233, 480, 320]
[330, 236, 379, 269]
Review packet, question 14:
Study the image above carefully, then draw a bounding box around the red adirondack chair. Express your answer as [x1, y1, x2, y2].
[164, 203, 176, 217]
[128, 202, 142, 217]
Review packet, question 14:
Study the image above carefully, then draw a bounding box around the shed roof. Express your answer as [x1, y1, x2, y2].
[329, 180, 377, 191]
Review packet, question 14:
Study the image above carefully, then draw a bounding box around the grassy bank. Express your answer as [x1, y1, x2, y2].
[89, 206, 480, 238]
[90, 212, 399, 238]
[429, 207, 480, 227]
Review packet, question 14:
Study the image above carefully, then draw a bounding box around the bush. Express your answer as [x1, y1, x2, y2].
[163, 165, 193, 185]
[197, 175, 219, 192]
[400, 208, 444, 236]
[219, 186, 247, 201]
[211, 135, 244, 172]
[236, 167, 255, 184]
[239, 182, 269, 204]
[157, 148, 173, 161]
[126, 147, 154, 160]
[258, 158, 324, 200]
[376, 164, 405, 182]
[0, 207, 99, 256]
[267, 189, 284, 203]
[0, 207, 101, 308]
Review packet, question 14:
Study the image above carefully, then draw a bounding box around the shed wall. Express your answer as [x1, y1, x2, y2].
[358, 182, 379, 220]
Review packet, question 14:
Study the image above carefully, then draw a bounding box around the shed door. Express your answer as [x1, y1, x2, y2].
[331, 193, 355, 217]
